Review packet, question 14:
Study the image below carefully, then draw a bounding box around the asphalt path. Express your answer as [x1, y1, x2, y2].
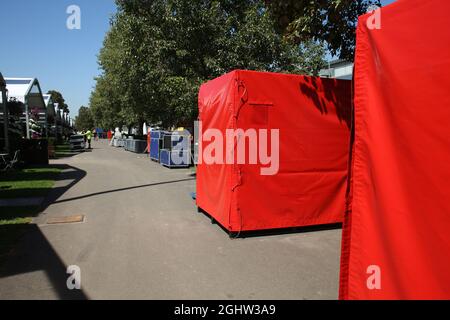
[0, 139, 342, 300]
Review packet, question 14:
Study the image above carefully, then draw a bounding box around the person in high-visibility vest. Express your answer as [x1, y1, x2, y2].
[85, 129, 93, 149]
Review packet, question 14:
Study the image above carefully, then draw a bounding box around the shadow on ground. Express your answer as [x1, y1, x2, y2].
[0, 224, 89, 299]
[39, 164, 87, 210]
[0, 160, 197, 299]
[53, 144, 86, 159]
[53, 177, 196, 204]
[0, 163, 89, 299]
[197, 208, 342, 239]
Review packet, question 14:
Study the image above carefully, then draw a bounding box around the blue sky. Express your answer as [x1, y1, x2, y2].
[381, 0, 397, 6]
[0, 0, 116, 117]
[0, 0, 396, 117]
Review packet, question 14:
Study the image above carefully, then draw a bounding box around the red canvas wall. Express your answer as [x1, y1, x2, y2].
[197, 70, 351, 232]
[340, 0, 450, 299]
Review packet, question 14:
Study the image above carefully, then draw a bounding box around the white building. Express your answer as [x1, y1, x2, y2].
[319, 59, 353, 80]
[4, 78, 46, 138]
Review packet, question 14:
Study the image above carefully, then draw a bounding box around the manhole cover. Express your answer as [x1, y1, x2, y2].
[46, 215, 85, 225]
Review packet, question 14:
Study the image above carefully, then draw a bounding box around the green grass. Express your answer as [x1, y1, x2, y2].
[0, 206, 40, 225]
[54, 142, 83, 159]
[55, 143, 71, 157]
[0, 167, 61, 199]
[0, 217, 33, 225]
[0, 166, 61, 267]
[0, 167, 61, 224]
[55, 143, 70, 152]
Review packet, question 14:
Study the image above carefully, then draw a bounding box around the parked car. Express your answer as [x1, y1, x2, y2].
[69, 134, 85, 150]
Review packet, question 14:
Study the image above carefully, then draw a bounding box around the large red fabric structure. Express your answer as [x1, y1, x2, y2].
[197, 70, 351, 233]
[340, 0, 450, 299]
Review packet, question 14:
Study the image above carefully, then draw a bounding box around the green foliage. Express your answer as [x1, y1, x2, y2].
[75, 106, 94, 131]
[0, 166, 61, 229]
[89, 75, 124, 130]
[90, 0, 327, 129]
[265, 0, 381, 60]
[47, 90, 69, 113]
[0, 167, 61, 200]
[6, 98, 24, 117]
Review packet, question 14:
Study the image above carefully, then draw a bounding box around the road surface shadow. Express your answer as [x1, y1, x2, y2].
[54, 149, 85, 159]
[39, 164, 87, 211]
[0, 164, 89, 299]
[0, 224, 89, 299]
[52, 178, 196, 204]
[197, 207, 342, 239]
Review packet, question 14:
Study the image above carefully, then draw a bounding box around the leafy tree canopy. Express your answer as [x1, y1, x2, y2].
[265, 0, 381, 60]
[7, 98, 25, 117]
[90, 0, 328, 129]
[47, 90, 70, 113]
[75, 106, 94, 131]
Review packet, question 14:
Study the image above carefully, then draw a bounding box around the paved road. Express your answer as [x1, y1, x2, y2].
[0, 140, 342, 300]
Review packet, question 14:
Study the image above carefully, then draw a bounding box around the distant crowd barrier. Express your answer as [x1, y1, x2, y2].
[110, 130, 192, 169]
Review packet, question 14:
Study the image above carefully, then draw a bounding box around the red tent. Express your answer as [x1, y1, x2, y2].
[197, 70, 351, 233]
[340, 0, 450, 299]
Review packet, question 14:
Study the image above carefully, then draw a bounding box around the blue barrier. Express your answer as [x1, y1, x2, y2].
[159, 130, 191, 168]
[150, 130, 167, 162]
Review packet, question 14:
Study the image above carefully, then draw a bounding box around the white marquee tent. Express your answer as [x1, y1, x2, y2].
[4, 77, 46, 138]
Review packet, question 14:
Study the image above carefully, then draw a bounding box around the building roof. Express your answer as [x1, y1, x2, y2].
[327, 59, 353, 67]
[43, 93, 52, 107]
[4, 77, 45, 111]
[5, 78, 35, 102]
[320, 59, 354, 80]
[0, 72, 5, 88]
[0, 73, 5, 105]
[43, 94, 57, 117]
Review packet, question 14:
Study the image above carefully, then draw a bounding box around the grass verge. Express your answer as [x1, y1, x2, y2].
[55, 142, 84, 159]
[0, 166, 61, 266]
[0, 167, 61, 199]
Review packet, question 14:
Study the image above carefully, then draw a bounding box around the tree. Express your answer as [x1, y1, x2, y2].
[75, 106, 94, 131]
[265, 0, 381, 60]
[47, 90, 70, 113]
[89, 75, 124, 130]
[6, 98, 24, 117]
[91, 0, 327, 129]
